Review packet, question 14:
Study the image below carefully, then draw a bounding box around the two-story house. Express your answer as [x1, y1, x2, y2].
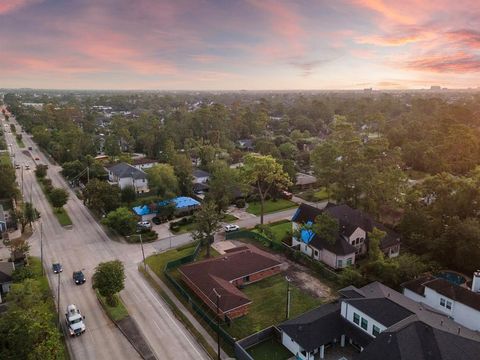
[279, 281, 480, 360]
[402, 271, 480, 331]
[131, 157, 158, 171]
[106, 162, 149, 193]
[291, 203, 401, 269]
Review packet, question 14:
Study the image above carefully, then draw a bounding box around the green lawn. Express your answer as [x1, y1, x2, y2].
[15, 136, 25, 148]
[227, 274, 323, 339]
[54, 207, 73, 226]
[247, 338, 292, 360]
[247, 199, 297, 216]
[0, 151, 11, 165]
[170, 221, 196, 234]
[96, 291, 129, 322]
[296, 187, 329, 202]
[223, 213, 238, 222]
[267, 220, 292, 243]
[146, 242, 199, 275]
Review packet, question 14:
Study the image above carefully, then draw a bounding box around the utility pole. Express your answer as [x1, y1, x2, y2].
[213, 288, 221, 360]
[57, 272, 61, 329]
[87, 166, 90, 183]
[21, 165, 24, 196]
[40, 222, 44, 275]
[139, 233, 146, 270]
[286, 276, 291, 320]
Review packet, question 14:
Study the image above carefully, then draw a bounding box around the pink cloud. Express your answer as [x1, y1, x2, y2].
[0, 0, 38, 15]
[356, 30, 432, 46]
[446, 29, 480, 48]
[405, 52, 480, 73]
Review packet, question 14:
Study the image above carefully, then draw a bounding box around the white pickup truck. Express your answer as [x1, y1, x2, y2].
[65, 304, 86, 336]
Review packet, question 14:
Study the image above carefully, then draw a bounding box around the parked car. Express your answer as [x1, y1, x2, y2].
[52, 263, 63, 274]
[28, 146, 32, 150]
[73, 271, 86, 285]
[24, 163, 30, 170]
[151, 217, 162, 225]
[65, 304, 86, 336]
[137, 220, 152, 230]
[34, 156, 40, 160]
[225, 224, 240, 232]
[15, 164, 20, 169]
[281, 190, 293, 200]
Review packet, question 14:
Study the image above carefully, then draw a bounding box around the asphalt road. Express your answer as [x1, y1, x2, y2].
[2, 114, 209, 360]
[2, 110, 326, 360]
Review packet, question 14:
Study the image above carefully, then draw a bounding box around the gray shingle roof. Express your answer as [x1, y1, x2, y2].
[107, 162, 147, 180]
[345, 297, 414, 327]
[355, 320, 480, 360]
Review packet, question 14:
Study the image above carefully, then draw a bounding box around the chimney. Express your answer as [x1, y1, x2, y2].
[458, 327, 461, 335]
[471, 270, 480, 292]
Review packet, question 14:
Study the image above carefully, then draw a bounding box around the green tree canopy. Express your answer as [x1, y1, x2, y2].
[192, 201, 223, 258]
[102, 207, 137, 236]
[49, 187, 69, 209]
[93, 260, 126, 306]
[146, 163, 179, 199]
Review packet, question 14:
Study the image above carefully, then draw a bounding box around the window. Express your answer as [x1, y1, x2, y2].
[314, 250, 319, 257]
[353, 313, 360, 325]
[361, 318, 368, 330]
[346, 258, 352, 266]
[243, 275, 250, 282]
[360, 238, 364, 243]
[372, 325, 380, 337]
[337, 259, 343, 268]
[446, 301, 452, 310]
[440, 298, 446, 307]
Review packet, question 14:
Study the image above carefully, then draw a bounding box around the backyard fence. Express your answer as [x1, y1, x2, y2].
[163, 242, 236, 347]
[227, 230, 340, 283]
[235, 326, 282, 360]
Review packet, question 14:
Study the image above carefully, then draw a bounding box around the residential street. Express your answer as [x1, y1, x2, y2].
[2, 114, 209, 360]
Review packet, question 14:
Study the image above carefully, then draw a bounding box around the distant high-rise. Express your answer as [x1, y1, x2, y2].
[430, 85, 441, 90]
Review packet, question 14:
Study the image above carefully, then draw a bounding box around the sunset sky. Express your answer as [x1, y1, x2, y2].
[1, 0, 480, 90]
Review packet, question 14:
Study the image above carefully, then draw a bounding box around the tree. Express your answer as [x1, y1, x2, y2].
[92, 260, 126, 306]
[146, 164, 179, 198]
[121, 186, 137, 204]
[49, 188, 69, 210]
[173, 154, 193, 195]
[192, 201, 223, 258]
[15, 202, 39, 233]
[241, 154, 292, 224]
[313, 213, 339, 245]
[35, 164, 48, 179]
[207, 161, 239, 212]
[102, 207, 137, 236]
[83, 179, 120, 214]
[368, 227, 386, 262]
[0, 163, 17, 199]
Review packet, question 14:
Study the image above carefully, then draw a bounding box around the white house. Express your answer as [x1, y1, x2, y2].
[402, 272, 480, 331]
[291, 203, 400, 269]
[0, 204, 7, 233]
[0, 261, 14, 303]
[279, 281, 480, 360]
[106, 162, 149, 193]
[131, 158, 158, 171]
[192, 168, 210, 184]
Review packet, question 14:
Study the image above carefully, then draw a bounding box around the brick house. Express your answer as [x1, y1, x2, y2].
[178, 245, 282, 320]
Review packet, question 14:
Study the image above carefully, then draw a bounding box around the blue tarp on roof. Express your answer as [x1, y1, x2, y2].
[300, 221, 315, 244]
[132, 196, 201, 216]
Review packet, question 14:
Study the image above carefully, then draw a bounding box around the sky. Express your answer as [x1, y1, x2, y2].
[1, 0, 480, 90]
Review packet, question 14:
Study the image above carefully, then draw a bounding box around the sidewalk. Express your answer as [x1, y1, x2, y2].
[144, 266, 230, 359]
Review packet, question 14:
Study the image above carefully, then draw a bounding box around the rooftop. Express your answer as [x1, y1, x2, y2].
[132, 196, 200, 216]
[107, 162, 147, 180]
[178, 245, 282, 314]
[345, 297, 414, 327]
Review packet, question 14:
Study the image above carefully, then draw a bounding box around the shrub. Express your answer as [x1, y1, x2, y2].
[235, 199, 246, 208]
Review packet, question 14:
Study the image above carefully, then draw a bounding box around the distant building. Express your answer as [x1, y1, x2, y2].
[430, 85, 441, 90]
[0, 205, 7, 234]
[132, 196, 201, 221]
[237, 139, 254, 151]
[192, 168, 210, 184]
[106, 162, 149, 193]
[295, 172, 317, 189]
[131, 158, 158, 171]
[0, 261, 14, 303]
[179, 245, 282, 320]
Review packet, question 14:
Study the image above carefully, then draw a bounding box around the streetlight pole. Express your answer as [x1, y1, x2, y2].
[213, 288, 221, 360]
[286, 276, 291, 320]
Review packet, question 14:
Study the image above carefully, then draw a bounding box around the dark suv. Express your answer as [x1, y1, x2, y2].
[73, 271, 86, 285]
[52, 263, 63, 274]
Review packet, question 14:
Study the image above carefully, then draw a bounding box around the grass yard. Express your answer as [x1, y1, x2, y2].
[268, 220, 291, 244]
[170, 221, 196, 234]
[247, 338, 292, 360]
[96, 291, 129, 322]
[296, 187, 329, 202]
[146, 242, 199, 276]
[247, 199, 297, 216]
[15, 136, 25, 148]
[227, 274, 323, 339]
